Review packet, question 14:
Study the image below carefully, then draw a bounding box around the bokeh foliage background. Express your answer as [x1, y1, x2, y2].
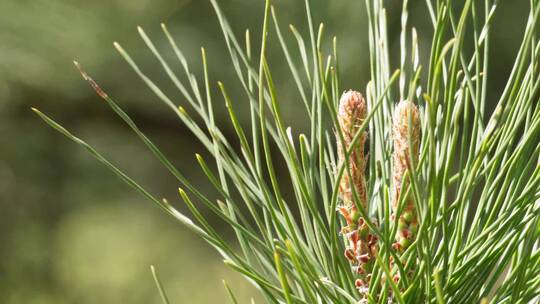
[0, 0, 529, 303]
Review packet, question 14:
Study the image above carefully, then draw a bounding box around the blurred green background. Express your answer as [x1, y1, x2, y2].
[0, 0, 528, 303]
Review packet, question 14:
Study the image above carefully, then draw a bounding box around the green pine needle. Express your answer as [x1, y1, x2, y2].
[34, 0, 540, 303]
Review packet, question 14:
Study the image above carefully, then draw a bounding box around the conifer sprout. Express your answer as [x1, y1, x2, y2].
[392, 99, 421, 249]
[337, 90, 368, 209]
[336, 91, 377, 296]
[391, 100, 421, 281]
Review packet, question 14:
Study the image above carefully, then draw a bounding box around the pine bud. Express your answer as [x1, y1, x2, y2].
[336, 91, 377, 297]
[391, 100, 421, 270]
[337, 90, 368, 210]
[393, 100, 420, 204]
[392, 100, 421, 212]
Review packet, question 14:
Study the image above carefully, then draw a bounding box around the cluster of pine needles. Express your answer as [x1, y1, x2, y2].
[34, 0, 540, 303]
